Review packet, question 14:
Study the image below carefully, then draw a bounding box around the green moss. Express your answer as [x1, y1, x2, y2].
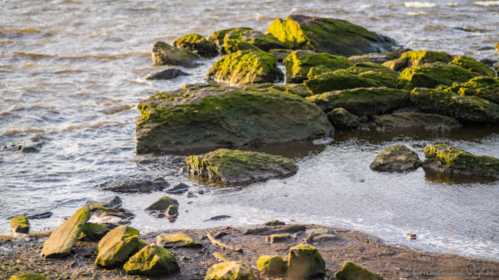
[9, 272, 47, 280]
[95, 225, 141, 268]
[205, 261, 256, 280]
[223, 28, 284, 54]
[208, 50, 282, 86]
[307, 87, 410, 116]
[209, 27, 253, 52]
[305, 70, 382, 94]
[335, 262, 384, 280]
[283, 50, 351, 83]
[452, 76, 499, 103]
[383, 50, 451, 71]
[151, 41, 198, 67]
[287, 243, 325, 279]
[400, 62, 477, 88]
[450, 56, 494, 77]
[123, 245, 179, 276]
[173, 33, 218, 58]
[256, 255, 287, 277]
[10, 215, 29, 234]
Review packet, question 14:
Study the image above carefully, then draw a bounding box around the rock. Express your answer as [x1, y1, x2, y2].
[88, 206, 135, 225]
[204, 261, 256, 280]
[145, 68, 189, 80]
[244, 224, 307, 235]
[222, 28, 284, 54]
[41, 207, 91, 258]
[335, 262, 383, 280]
[266, 233, 291, 244]
[10, 215, 29, 234]
[305, 70, 382, 95]
[283, 50, 351, 83]
[449, 76, 499, 104]
[204, 215, 232, 222]
[327, 108, 360, 129]
[371, 112, 461, 132]
[450, 56, 495, 77]
[207, 50, 283, 86]
[185, 149, 298, 186]
[26, 211, 52, 220]
[123, 244, 179, 276]
[307, 87, 410, 116]
[136, 84, 333, 154]
[165, 204, 179, 221]
[370, 145, 421, 172]
[151, 41, 198, 67]
[173, 33, 218, 58]
[287, 243, 326, 279]
[98, 177, 169, 193]
[165, 183, 190, 195]
[79, 223, 112, 241]
[95, 225, 142, 268]
[410, 88, 499, 123]
[145, 196, 179, 218]
[267, 15, 397, 56]
[9, 272, 47, 280]
[383, 50, 451, 71]
[256, 255, 287, 277]
[156, 232, 201, 248]
[305, 228, 337, 243]
[423, 143, 499, 180]
[102, 196, 122, 209]
[209, 27, 252, 52]
[400, 62, 477, 88]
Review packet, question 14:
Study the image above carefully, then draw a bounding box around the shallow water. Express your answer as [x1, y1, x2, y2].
[1, 0, 499, 260]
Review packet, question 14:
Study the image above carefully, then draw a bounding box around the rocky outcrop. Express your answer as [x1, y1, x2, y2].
[123, 245, 179, 276]
[370, 145, 421, 172]
[205, 261, 256, 280]
[151, 41, 199, 67]
[287, 243, 325, 280]
[371, 112, 461, 132]
[95, 226, 142, 268]
[173, 33, 218, 58]
[267, 15, 397, 56]
[400, 62, 477, 88]
[256, 255, 287, 277]
[335, 262, 383, 280]
[185, 149, 298, 186]
[283, 50, 351, 83]
[449, 76, 499, 104]
[136, 84, 333, 154]
[10, 215, 30, 234]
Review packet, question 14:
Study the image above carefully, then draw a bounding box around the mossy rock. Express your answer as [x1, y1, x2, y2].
[123, 244, 179, 276]
[136, 84, 333, 154]
[10, 215, 29, 234]
[335, 262, 383, 280]
[410, 88, 499, 123]
[383, 50, 451, 71]
[185, 148, 298, 186]
[267, 14, 397, 56]
[173, 33, 218, 58]
[145, 196, 179, 217]
[79, 223, 112, 241]
[327, 108, 361, 129]
[283, 50, 351, 83]
[156, 232, 201, 248]
[370, 144, 421, 173]
[256, 255, 287, 277]
[205, 261, 256, 280]
[9, 272, 47, 280]
[208, 50, 282, 86]
[305, 70, 382, 94]
[372, 112, 461, 132]
[450, 56, 494, 77]
[423, 144, 499, 180]
[400, 62, 477, 88]
[449, 76, 499, 104]
[95, 225, 142, 268]
[223, 28, 284, 54]
[209, 27, 253, 52]
[307, 87, 410, 116]
[151, 41, 199, 67]
[287, 243, 325, 280]
[41, 207, 91, 258]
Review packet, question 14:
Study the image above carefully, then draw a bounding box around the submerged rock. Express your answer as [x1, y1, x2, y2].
[410, 88, 499, 123]
[185, 149, 298, 186]
[335, 262, 383, 280]
[283, 50, 351, 83]
[222, 28, 284, 54]
[207, 50, 282, 86]
[145, 68, 189, 80]
[372, 112, 461, 132]
[287, 243, 326, 280]
[151, 41, 199, 67]
[327, 108, 361, 129]
[98, 176, 169, 193]
[10, 215, 29, 234]
[173, 33, 218, 58]
[41, 207, 91, 258]
[267, 15, 397, 56]
[136, 84, 333, 154]
[383, 50, 451, 71]
[256, 255, 287, 277]
[156, 232, 201, 248]
[423, 144, 499, 180]
[9, 273, 47, 280]
[205, 261, 256, 280]
[400, 62, 477, 88]
[123, 245, 179, 276]
[449, 76, 499, 104]
[307, 87, 410, 116]
[145, 196, 179, 218]
[370, 145, 421, 172]
[95, 225, 142, 268]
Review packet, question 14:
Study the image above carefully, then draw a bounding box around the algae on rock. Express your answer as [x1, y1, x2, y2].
[205, 261, 256, 280]
[449, 76, 499, 104]
[151, 41, 199, 67]
[383, 50, 451, 71]
[173, 33, 218, 58]
[400, 62, 477, 88]
[222, 28, 284, 54]
[95, 225, 142, 268]
[10, 215, 30, 234]
[283, 50, 351, 83]
[335, 262, 384, 280]
[256, 255, 287, 277]
[123, 245, 179, 276]
[287, 243, 326, 280]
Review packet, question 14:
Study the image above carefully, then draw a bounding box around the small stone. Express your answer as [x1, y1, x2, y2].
[10, 215, 30, 234]
[266, 233, 291, 244]
[156, 232, 201, 248]
[335, 262, 384, 280]
[204, 215, 231, 222]
[257, 255, 287, 277]
[370, 145, 421, 173]
[145, 68, 189, 80]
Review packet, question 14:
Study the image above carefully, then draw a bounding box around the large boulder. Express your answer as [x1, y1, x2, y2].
[400, 62, 477, 88]
[283, 50, 351, 83]
[205, 261, 256, 280]
[95, 226, 142, 268]
[307, 87, 410, 116]
[383, 50, 452, 71]
[151, 41, 198, 67]
[10, 215, 30, 234]
[449, 76, 499, 104]
[371, 112, 461, 132]
[410, 88, 499, 123]
[123, 244, 179, 276]
[267, 15, 397, 56]
[370, 145, 421, 172]
[423, 144, 499, 180]
[256, 255, 287, 277]
[287, 243, 325, 280]
[185, 149, 298, 186]
[335, 262, 383, 280]
[41, 207, 91, 258]
[222, 28, 284, 54]
[173, 33, 218, 58]
[9, 273, 47, 280]
[207, 50, 282, 86]
[136, 84, 333, 154]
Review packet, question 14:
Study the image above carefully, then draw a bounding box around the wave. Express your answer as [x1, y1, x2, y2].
[13, 51, 149, 62]
[475, 1, 499, 6]
[404, 2, 437, 8]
